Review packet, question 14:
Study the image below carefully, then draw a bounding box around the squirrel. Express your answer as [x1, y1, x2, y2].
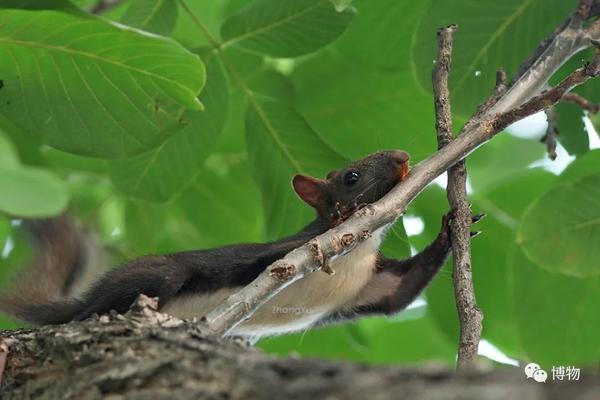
[0, 150, 479, 339]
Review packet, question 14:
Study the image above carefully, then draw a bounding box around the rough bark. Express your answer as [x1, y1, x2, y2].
[432, 24, 484, 370]
[1, 299, 598, 399]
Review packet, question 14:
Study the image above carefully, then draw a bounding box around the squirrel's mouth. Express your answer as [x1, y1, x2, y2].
[398, 161, 410, 181]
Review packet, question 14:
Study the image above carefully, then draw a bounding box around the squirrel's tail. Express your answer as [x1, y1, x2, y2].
[0, 216, 99, 325]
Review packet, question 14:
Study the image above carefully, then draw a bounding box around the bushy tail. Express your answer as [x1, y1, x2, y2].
[0, 216, 96, 325]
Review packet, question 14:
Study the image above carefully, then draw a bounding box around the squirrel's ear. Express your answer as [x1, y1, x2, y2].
[326, 170, 339, 180]
[292, 175, 326, 208]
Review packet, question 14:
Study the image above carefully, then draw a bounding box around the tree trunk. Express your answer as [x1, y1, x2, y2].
[1, 298, 597, 400]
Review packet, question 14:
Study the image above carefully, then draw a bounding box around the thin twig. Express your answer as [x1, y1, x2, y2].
[562, 92, 600, 113]
[433, 25, 482, 369]
[542, 107, 559, 161]
[493, 50, 600, 131]
[433, 25, 457, 149]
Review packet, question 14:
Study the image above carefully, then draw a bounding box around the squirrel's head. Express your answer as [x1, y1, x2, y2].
[292, 150, 410, 225]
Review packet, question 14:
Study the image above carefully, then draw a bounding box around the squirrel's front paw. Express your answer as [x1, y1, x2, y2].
[437, 211, 485, 249]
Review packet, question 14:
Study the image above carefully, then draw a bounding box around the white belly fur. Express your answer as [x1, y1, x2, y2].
[162, 227, 387, 338]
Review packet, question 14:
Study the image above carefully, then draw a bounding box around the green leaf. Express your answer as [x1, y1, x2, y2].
[292, 50, 435, 163]
[0, 127, 69, 217]
[329, 0, 353, 12]
[0, 166, 68, 217]
[246, 96, 347, 238]
[467, 134, 546, 192]
[0, 7, 205, 158]
[0, 128, 19, 168]
[0, 114, 44, 166]
[413, 0, 576, 117]
[510, 245, 600, 366]
[560, 149, 600, 181]
[121, 0, 178, 36]
[109, 52, 229, 202]
[175, 156, 265, 248]
[0, 215, 9, 248]
[221, 0, 354, 57]
[517, 173, 600, 278]
[555, 102, 588, 156]
[124, 199, 169, 255]
[335, 0, 426, 68]
[590, 112, 600, 138]
[380, 220, 410, 260]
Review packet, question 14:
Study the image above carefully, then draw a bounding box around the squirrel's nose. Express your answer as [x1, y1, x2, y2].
[391, 150, 410, 166]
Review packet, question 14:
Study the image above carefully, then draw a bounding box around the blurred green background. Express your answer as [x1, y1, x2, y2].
[0, 0, 599, 369]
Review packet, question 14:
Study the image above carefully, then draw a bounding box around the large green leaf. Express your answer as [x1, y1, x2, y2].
[122, 154, 264, 256]
[221, 0, 354, 57]
[517, 173, 600, 278]
[246, 97, 347, 238]
[560, 149, 600, 181]
[510, 245, 600, 366]
[413, 0, 576, 117]
[175, 156, 265, 248]
[0, 6, 205, 158]
[109, 51, 229, 202]
[121, 0, 178, 36]
[0, 129, 68, 217]
[335, 0, 426, 68]
[0, 127, 19, 168]
[467, 134, 546, 193]
[0, 167, 69, 217]
[292, 50, 435, 163]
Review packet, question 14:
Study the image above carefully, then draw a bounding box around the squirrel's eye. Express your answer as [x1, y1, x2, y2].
[343, 171, 361, 185]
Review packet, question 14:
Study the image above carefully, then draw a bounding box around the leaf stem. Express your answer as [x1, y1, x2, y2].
[177, 0, 221, 50]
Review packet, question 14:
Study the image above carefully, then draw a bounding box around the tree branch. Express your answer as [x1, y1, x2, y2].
[432, 24, 483, 370]
[562, 92, 600, 113]
[3, 302, 598, 399]
[205, 2, 600, 338]
[542, 107, 559, 161]
[433, 25, 457, 149]
[493, 0, 597, 113]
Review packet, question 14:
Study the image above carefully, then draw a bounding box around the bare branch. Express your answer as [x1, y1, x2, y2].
[433, 25, 482, 369]
[562, 92, 600, 113]
[542, 107, 559, 161]
[495, 0, 597, 112]
[493, 51, 600, 131]
[205, 5, 600, 337]
[433, 25, 457, 149]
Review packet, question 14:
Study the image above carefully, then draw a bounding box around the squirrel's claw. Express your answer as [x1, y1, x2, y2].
[471, 213, 486, 224]
[440, 211, 485, 244]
